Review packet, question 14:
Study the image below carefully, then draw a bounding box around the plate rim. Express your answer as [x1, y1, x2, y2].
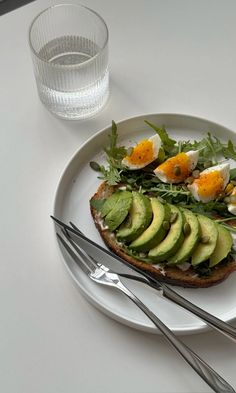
[53, 112, 236, 335]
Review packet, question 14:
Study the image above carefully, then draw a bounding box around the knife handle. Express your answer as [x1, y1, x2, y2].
[162, 284, 236, 342]
[119, 273, 236, 343]
[117, 281, 235, 393]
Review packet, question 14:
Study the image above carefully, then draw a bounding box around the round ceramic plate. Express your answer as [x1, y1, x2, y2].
[53, 113, 236, 335]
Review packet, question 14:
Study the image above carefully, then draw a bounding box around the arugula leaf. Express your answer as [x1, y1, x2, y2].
[144, 120, 176, 153]
[230, 168, 236, 180]
[104, 121, 127, 163]
[98, 164, 121, 186]
[184, 133, 223, 166]
[204, 133, 222, 162]
[90, 160, 121, 185]
[181, 199, 229, 216]
[223, 140, 236, 160]
[89, 121, 127, 185]
[189, 133, 236, 167]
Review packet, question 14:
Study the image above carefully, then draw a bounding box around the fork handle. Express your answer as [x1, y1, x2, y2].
[116, 281, 235, 393]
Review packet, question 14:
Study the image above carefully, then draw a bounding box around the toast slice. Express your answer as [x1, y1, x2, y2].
[90, 182, 236, 288]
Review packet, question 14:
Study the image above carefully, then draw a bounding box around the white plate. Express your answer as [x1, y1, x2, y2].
[53, 113, 236, 335]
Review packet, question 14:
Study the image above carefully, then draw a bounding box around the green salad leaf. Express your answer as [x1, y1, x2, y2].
[90, 121, 127, 185]
[230, 168, 236, 180]
[223, 140, 236, 161]
[104, 121, 127, 162]
[144, 120, 176, 154]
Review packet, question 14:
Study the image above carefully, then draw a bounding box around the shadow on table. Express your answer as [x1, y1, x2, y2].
[0, 0, 35, 16]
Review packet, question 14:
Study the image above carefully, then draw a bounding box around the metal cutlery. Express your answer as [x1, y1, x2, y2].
[51, 215, 236, 343]
[56, 228, 235, 393]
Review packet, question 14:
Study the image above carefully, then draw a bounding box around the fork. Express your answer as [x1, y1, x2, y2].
[57, 229, 235, 393]
[51, 216, 236, 343]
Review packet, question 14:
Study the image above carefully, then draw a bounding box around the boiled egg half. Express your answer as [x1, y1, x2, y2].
[153, 151, 199, 184]
[188, 162, 230, 203]
[122, 134, 161, 170]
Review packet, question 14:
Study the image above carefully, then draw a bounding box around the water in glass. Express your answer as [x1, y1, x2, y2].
[35, 35, 109, 119]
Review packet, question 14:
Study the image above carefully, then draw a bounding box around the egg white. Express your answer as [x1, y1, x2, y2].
[122, 134, 161, 170]
[188, 162, 230, 203]
[227, 186, 236, 215]
[228, 204, 236, 215]
[154, 150, 199, 183]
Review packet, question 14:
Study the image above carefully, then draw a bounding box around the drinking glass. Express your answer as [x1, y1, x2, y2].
[29, 4, 109, 119]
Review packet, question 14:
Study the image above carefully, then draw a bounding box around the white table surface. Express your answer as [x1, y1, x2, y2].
[1, 1, 236, 392]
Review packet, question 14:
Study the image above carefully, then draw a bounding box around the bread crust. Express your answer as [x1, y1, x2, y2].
[90, 182, 236, 288]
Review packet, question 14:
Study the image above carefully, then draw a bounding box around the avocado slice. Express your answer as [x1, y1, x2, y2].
[129, 198, 170, 251]
[191, 215, 218, 266]
[103, 191, 132, 231]
[148, 205, 184, 262]
[116, 192, 152, 242]
[209, 224, 233, 267]
[168, 208, 200, 264]
[128, 198, 171, 252]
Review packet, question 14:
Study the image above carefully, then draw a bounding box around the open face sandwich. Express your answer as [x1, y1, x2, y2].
[89, 121, 236, 288]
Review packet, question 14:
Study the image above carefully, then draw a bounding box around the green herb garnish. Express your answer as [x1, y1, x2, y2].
[144, 121, 176, 154]
[90, 121, 127, 185]
[223, 140, 236, 161]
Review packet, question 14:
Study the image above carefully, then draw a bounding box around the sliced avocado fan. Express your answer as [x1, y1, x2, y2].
[93, 188, 233, 268]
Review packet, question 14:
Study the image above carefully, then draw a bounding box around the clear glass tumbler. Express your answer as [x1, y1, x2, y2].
[29, 4, 109, 120]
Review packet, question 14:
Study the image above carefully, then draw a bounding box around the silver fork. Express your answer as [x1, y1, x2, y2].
[57, 229, 235, 393]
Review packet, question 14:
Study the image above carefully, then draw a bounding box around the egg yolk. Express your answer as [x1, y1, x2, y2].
[125, 140, 154, 165]
[195, 171, 224, 198]
[157, 152, 190, 181]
